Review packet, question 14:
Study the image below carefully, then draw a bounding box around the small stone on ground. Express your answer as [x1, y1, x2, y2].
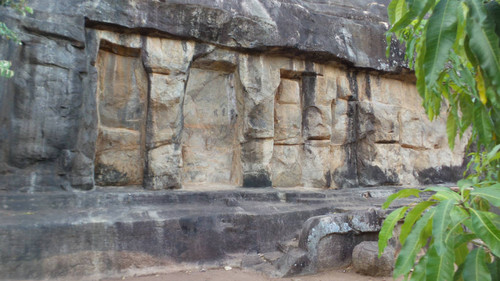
[352, 241, 395, 277]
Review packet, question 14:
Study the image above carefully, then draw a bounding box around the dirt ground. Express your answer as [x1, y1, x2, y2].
[103, 268, 394, 281]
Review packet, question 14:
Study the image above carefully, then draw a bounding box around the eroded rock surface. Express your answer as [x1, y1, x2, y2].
[0, 0, 467, 191]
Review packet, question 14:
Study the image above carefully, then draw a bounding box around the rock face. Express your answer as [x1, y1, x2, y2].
[0, 0, 468, 191]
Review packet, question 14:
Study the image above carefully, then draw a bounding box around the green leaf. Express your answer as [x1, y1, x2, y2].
[485, 144, 500, 163]
[466, 0, 500, 94]
[454, 233, 476, 248]
[488, 259, 500, 281]
[0, 21, 20, 43]
[454, 242, 469, 267]
[388, 0, 408, 25]
[453, 2, 468, 51]
[426, 244, 455, 281]
[447, 111, 458, 149]
[0, 60, 14, 78]
[476, 68, 488, 105]
[423, 0, 458, 89]
[454, 263, 465, 281]
[378, 206, 408, 256]
[491, 108, 500, 140]
[470, 209, 500, 257]
[459, 92, 474, 134]
[410, 255, 427, 281]
[486, 1, 500, 41]
[382, 188, 421, 209]
[400, 201, 436, 244]
[433, 199, 456, 253]
[473, 103, 493, 148]
[394, 207, 436, 278]
[471, 184, 500, 207]
[390, 0, 436, 33]
[443, 210, 467, 244]
[425, 186, 462, 201]
[463, 248, 492, 281]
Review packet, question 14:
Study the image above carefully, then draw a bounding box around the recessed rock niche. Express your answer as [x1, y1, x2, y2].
[94, 46, 147, 186]
[182, 68, 242, 186]
[92, 30, 467, 189]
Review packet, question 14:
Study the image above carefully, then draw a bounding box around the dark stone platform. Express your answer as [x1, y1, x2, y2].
[0, 187, 411, 280]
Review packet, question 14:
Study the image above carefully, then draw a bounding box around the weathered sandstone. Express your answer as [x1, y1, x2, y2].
[0, 0, 467, 191]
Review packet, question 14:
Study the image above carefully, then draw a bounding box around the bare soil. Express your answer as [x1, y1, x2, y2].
[103, 268, 394, 281]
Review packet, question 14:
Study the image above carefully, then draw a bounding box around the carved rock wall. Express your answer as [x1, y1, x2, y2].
[0, 0, 467, 191]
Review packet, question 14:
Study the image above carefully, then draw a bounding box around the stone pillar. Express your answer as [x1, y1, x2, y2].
[272, 78, 303, 187]
[143, 38, 194, 189]
[302, 74, 333, 188]
[328, 67, 359, 188]
[238, 55, 280, 187]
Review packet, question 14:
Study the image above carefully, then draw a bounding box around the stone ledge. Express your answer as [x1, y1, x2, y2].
[0, 187, 412, 279]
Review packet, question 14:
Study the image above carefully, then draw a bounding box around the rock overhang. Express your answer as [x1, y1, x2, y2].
[25, 0, 405, 72]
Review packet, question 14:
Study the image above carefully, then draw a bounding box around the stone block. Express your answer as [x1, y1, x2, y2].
[329, 143, 359, 188]
[368, 75, 420, 109]
[336, 73, 353, 100]
[400, 80, 422, 109]
[149, 74, 186, 146]
[318, 76, 336, 105]
[271, 145, 302, 187]
[145, 38, 194, 74]
[96, 30, 142, 49]
[150, 74, 184, 106]
[352, 241, 394, 277]
[182, 145, 237, 185]
[274, 103, 302, 144]
[302, 141, 330, 188]
[331, 99, 349, 145]
[244, 99, 275, 138]
[94, 149, 143, 186]
[276, 79, 301, 104]
[358, 101, 400, 142]
[303, 105, 331, 140]
[96, 127, 141, 152]
[239, 54, 281, 101]
[191, 48, 238, 72]
[399, 109, 448, 150]
[357, 143, 402, 186]
[369, 75, 404, 106]
[239, 54, 281, 138]
[268, 57, 305, 76]
[242, 139, 273, 187]
[146, 144, 181, 189]
[399, 109, 425, 148]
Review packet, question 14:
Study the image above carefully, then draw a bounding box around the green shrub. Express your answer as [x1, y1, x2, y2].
[379, 0, 500, 280]
[0, 0, 32, 78]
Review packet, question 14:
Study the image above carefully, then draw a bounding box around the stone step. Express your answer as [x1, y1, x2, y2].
[0, 187, 410, 280]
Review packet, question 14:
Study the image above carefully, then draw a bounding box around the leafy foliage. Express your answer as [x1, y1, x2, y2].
[388, 0, 500, 152]
[379, 177, 500, 280]
[0, 0, 32, 78]
[380, 0, 500, 280]
[0, 59, 13, 78]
